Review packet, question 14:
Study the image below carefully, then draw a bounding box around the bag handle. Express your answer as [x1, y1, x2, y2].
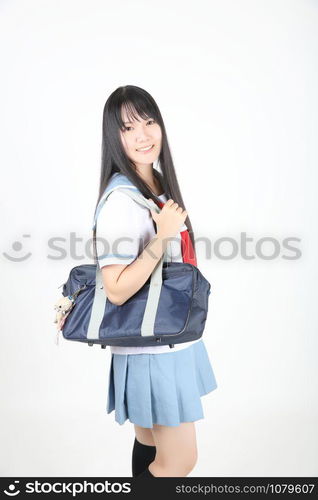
[116, 188, 169, 338]
[86, 187, 169, 341]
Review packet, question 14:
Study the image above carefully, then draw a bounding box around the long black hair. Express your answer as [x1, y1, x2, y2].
[92, 85, 196, 263]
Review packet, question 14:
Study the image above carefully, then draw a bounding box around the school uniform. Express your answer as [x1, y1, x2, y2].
[95, 172, 217, 428]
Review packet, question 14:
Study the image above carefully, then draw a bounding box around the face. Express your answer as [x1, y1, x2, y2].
[119, 108, 162, 170]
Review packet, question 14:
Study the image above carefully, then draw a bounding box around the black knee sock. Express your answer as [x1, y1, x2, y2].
[131, 437, 156, 477]
[136, 466, 155, 478]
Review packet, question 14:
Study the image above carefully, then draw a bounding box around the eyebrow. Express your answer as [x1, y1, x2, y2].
[123, 117, 152, 125]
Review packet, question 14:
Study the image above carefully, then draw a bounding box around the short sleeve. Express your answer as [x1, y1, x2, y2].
[95, 190, 145, 268]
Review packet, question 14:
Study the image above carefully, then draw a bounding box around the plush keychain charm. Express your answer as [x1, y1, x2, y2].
[54, 295, 75, 331]
[53, 285, 87, 345]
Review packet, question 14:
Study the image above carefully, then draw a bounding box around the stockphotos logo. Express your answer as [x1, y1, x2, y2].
[2, 232, 302, 262]
[3, 481, 20, 496]
[3, 480, 132, 496]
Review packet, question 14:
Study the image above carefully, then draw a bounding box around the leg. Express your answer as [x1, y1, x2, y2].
[134, 424, 156, 446]
[148, 422, 198, 477]
[131, 424, 156, 477]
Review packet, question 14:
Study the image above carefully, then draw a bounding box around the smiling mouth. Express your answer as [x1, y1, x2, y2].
[136, 144, 154, 152]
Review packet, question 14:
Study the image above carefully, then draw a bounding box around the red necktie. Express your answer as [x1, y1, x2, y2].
[156, 201, 197, 267]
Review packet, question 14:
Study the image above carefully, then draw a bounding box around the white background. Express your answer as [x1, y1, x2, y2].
[0, 0, 317, 477]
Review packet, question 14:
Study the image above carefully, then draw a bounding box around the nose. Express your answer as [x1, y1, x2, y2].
[136, 124, 151, 142]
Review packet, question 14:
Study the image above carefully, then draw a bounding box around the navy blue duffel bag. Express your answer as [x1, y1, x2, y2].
[56, 188, 212, 349]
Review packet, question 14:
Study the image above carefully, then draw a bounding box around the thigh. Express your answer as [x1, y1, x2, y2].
[134, 424, 156, 446]
[150, 422, 198, 469]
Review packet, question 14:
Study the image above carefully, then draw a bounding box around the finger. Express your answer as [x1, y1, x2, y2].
[165, 199, 175, 206]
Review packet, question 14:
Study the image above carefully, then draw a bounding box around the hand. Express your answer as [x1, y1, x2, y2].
[149, 199, 188, 239]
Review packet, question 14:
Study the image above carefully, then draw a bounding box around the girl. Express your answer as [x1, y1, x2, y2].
[93, 85, 218, 478]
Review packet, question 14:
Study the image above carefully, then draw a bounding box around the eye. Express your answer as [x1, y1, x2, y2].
[122, 119, 155, 132]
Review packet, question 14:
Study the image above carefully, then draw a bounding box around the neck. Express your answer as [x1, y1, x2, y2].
[135, 164, 155, 184]
[134, 164, 163, 195]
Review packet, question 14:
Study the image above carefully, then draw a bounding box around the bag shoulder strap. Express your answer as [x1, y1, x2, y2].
[87, 187, 169, 340]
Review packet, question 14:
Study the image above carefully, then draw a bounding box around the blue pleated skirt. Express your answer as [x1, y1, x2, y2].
[106, 339, 218, 428]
